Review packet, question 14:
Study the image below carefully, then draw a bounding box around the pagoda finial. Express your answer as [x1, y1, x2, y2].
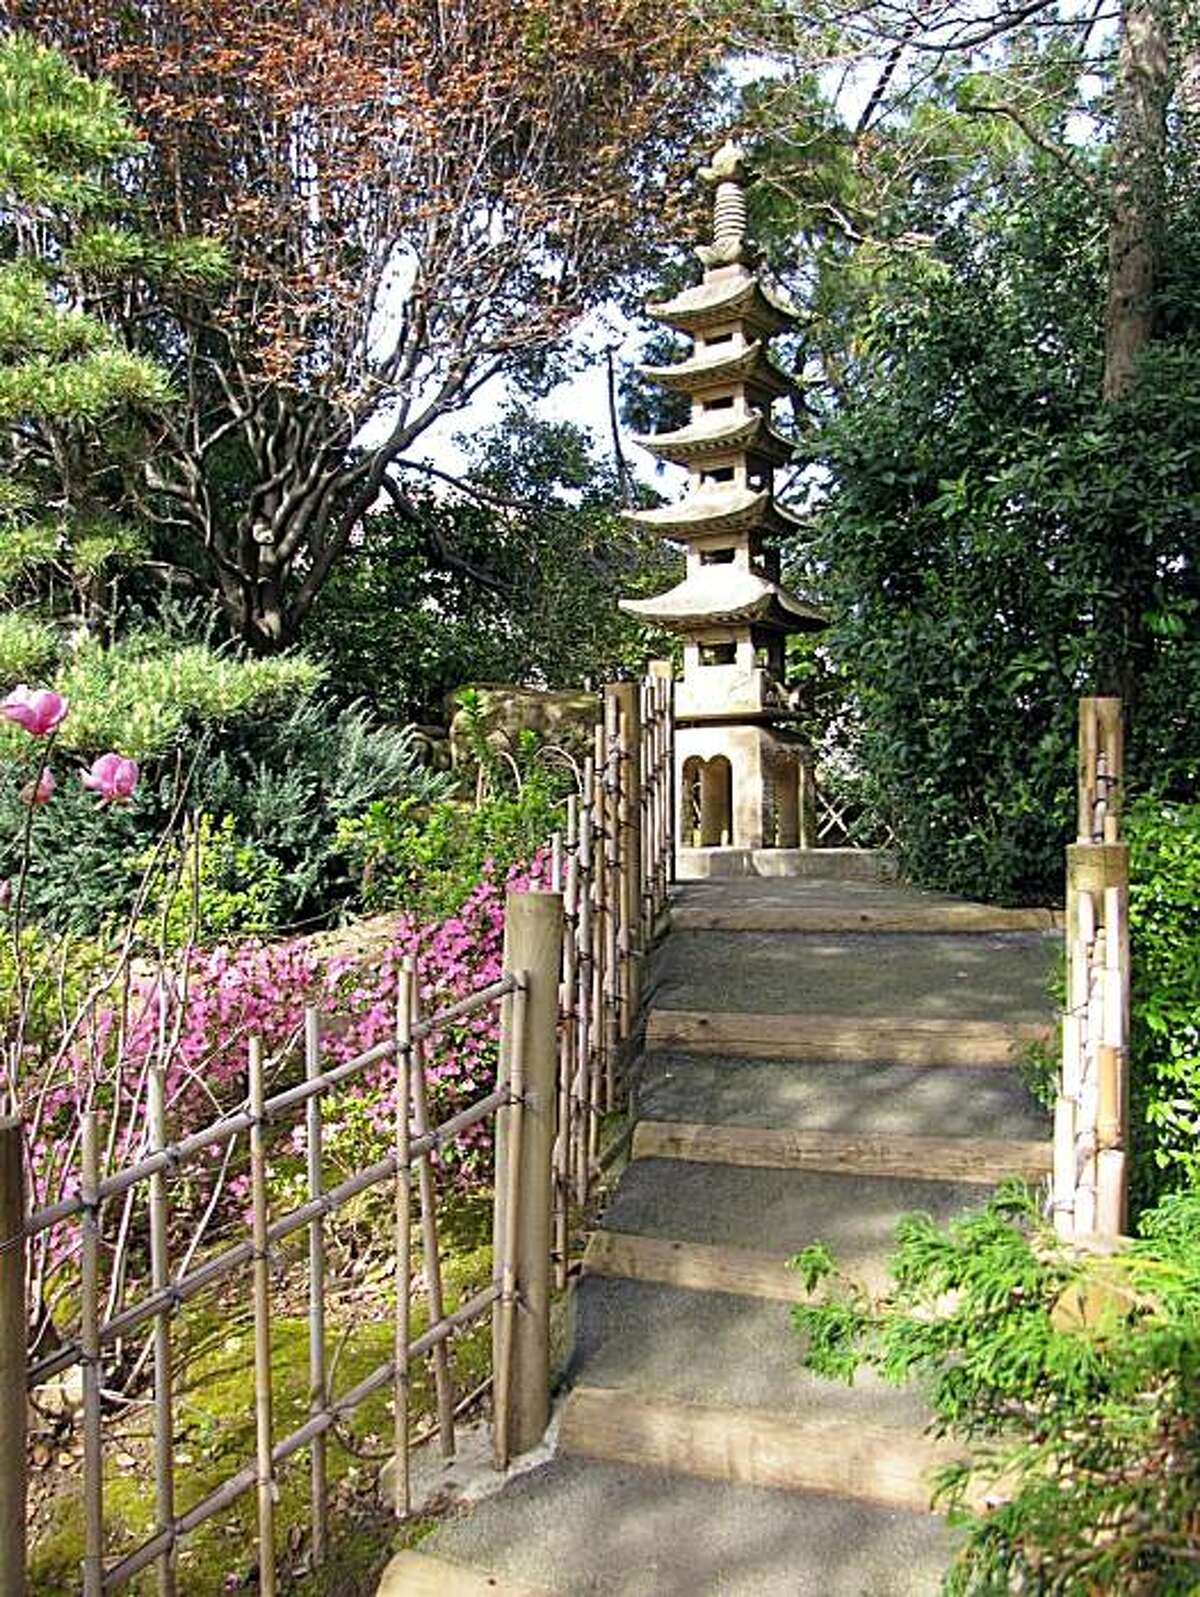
[697, 139, 753, 269]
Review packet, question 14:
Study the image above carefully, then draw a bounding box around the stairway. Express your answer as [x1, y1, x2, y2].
[382, 876, 1055, 1596]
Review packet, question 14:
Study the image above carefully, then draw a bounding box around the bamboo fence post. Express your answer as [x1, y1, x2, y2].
[602, 694, 621, 1103]
[492, 890, 563, 1460]
[80, 1109, 104, 1597]
[648, 661, 674, 897]
[574, 761, 594, 1204]
[248, 1038, 277, 1597]
[409, 971, 456, 1460]
[492, 974, 526, 1469]
[0, 1119, 26, 1597]
[554, 797, 579, 1291]
[393, 964, 413, 1517]
[1056, 697, 1129, 1239]
[606, 681, 642, 1029]
[147, 1069, 177, 1596]
[590, 727, 607, 1157]
[303, 1009, 328, 1562]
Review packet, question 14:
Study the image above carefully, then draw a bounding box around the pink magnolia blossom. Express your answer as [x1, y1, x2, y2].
[0, 879, 10, 909]
[2, 686, 68, 737]
[81, 753, 138, 803]
[20, 767, 55, 806]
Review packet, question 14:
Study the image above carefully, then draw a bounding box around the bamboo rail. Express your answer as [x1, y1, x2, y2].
[6, 667, 677, 1591]
[1054, 697, 1130, 1238]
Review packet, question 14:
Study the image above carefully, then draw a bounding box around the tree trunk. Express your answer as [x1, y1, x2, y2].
[1103, 0, 1171, 402]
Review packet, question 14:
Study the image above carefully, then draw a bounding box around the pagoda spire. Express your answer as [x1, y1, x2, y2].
[619, 141, 826, 863]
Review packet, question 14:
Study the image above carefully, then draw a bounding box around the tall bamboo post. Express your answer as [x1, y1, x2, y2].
[1057, 697, 1129, 1238]
[0, 1120, 26, 1597]
[491, 890, 563, 1460]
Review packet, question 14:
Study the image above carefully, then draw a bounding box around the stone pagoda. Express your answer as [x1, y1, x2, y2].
[620, 141, 826, 865]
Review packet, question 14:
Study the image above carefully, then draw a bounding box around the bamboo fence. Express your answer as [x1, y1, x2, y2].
[1053, 696, 1130, 1239]
[0, 669, 675, 1593]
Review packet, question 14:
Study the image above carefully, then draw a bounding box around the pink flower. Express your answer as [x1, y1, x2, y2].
[20, 767, 55, 805]
[0, 879, 10, 909]
[81, 753, 138, 803]
[2, 686, 68, 737]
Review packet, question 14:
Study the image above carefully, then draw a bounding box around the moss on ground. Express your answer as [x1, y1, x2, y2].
[30, 1199, 493, 1595]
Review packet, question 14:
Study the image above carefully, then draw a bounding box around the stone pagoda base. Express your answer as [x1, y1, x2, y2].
[676, 846, 898, 882]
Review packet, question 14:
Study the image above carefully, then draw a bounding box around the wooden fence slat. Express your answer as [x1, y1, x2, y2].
[147, 1070, 176, 1597]
[248, 1039, 277, 1597]
[394, 965, 413, 1518]
[409, 970, 456, 1460]
[80, 1110, 104, 1597]
[0, 1119, 26, 1597]
[303, 1010, 328, 1562]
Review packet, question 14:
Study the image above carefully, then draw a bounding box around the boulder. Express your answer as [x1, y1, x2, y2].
[449, 686, 599, 768]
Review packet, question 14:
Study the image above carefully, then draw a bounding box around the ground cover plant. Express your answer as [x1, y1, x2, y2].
[793, 1182, 1200, 1595]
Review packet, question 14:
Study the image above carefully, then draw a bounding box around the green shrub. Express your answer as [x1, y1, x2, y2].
[1127, 799, 1200, 1212]
[793, 1183, 1200, 1595]
[0, 611, 57, 685]
[338, 744, 567, 923]
[136, 812, 285, 947]
[1, 696, 453, 934]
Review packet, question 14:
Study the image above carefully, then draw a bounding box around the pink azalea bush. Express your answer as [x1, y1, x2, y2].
[29, 849, 552, 1269]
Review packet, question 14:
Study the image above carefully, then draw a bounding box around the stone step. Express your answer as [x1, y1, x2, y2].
[650, 929, 1055, 1022]
[560, 1388, 962, 1514]
[645, 1010, 1048, 1065]
[584, 1229, 839, 1301]
[631, 1119, 1050, 1185]
[602, 1158, 991, 1271]
[636, 1053, 1049, 1140]
[673, 900, 1059, 934]
[391, 1455, 957, 1595]
[380, 1551, 551, 1595]
[567, 1276, 928, 1428]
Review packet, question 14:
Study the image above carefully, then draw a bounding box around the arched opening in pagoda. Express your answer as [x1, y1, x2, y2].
[681, 755, 732, 847]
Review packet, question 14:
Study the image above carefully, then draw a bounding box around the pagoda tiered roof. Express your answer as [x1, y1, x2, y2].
[647, 273, 796, 337]
[625, 482, 803, 542]
[633, 409, 795, 468]
[619, 566, 825, 634]
[637, 339, 796, 400]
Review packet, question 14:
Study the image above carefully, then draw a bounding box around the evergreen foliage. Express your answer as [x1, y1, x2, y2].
[794, 1183, 1200, 1594]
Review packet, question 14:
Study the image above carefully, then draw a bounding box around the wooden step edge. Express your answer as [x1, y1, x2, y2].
[645, 1010, 1052, 1066]
[378, 1549, 554, 1596]
[560, 1386, 962, 1514]
[631, 1119, 1051, 1186]
[583, 1228, 860, 1303]
[672, 906, 1062, 934]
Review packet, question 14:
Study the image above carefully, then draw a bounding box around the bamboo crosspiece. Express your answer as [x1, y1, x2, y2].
[1055, 698, 1130, 1238]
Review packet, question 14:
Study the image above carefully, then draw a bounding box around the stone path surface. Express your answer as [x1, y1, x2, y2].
[381, 875, 1056, 1596]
